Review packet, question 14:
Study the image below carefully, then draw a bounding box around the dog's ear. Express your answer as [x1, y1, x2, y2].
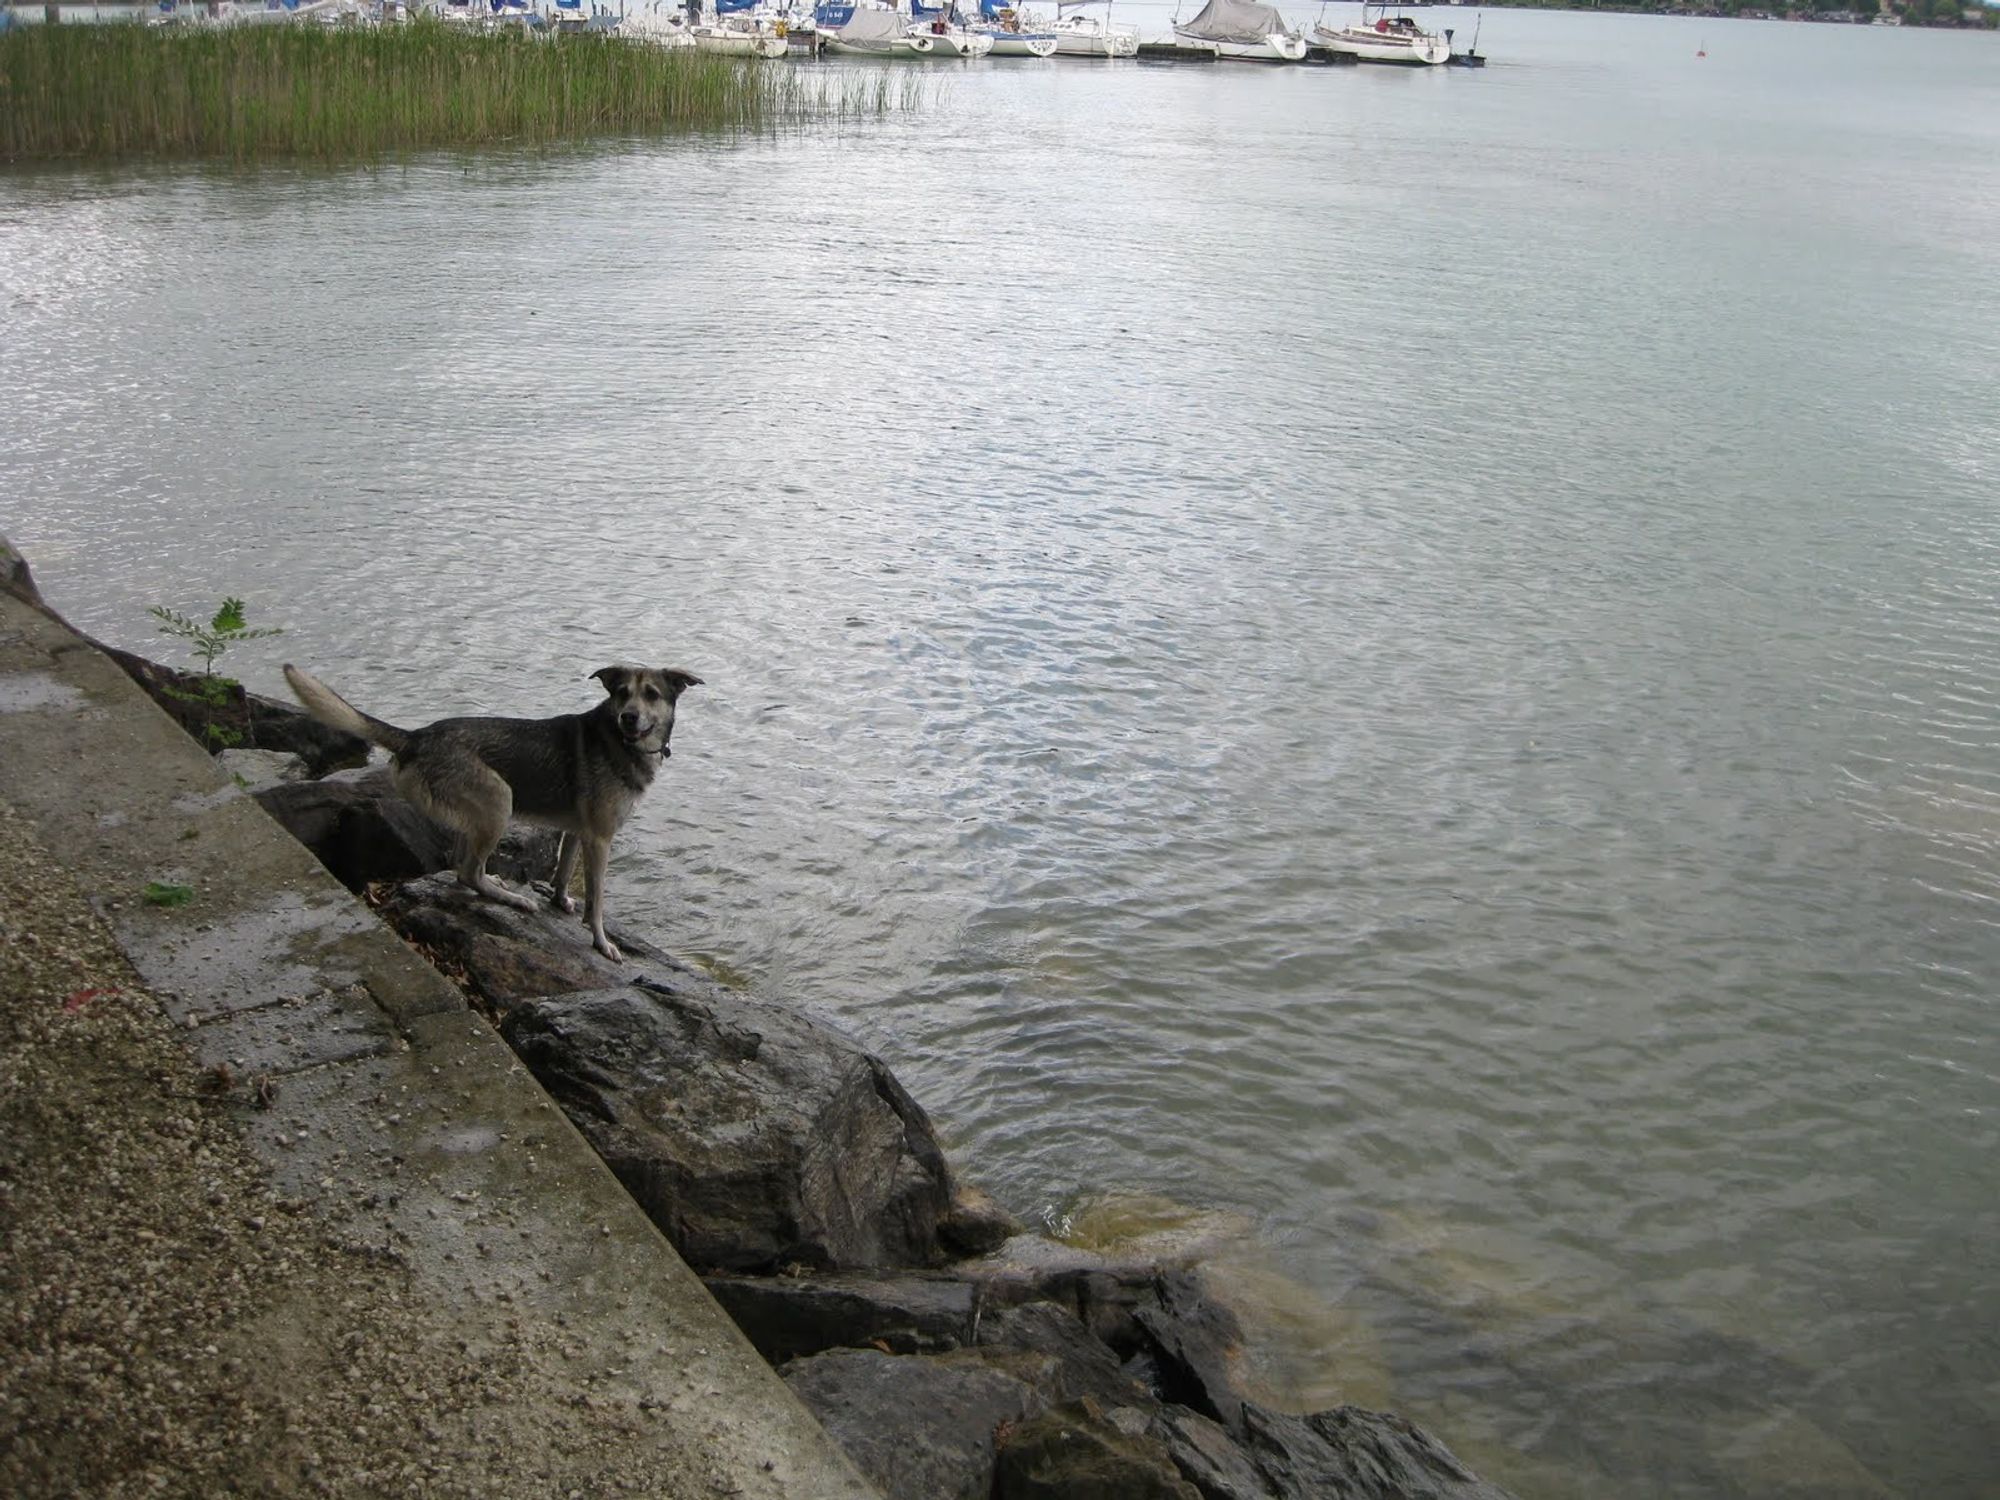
[662, 669, 704, 698]
[590, 666, 629, 695]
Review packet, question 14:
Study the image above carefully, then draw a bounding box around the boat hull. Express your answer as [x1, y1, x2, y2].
[895, 27, 996, 56]
[1173, 26, 1307, 61]
[1049, 16, 1138, 55]
[1312, 23, 1447, 63]
[824, 27, 993, 57]
[621, 13, 698, 46]
[984, 30, 1059, 56]
[693, 27, 791, 56]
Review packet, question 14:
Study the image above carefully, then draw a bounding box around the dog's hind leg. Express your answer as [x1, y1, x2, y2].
[403, 761, 537, 912]
[580, 837, 621, 963]
[548, 833, 580, 914]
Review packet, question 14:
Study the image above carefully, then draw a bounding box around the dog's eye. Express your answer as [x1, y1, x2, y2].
[644, 687, 662, 702]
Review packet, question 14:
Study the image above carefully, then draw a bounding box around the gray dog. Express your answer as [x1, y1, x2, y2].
[284, 662, 702, 961]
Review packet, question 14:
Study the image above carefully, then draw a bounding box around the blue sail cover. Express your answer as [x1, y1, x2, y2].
[814, 1, 854, 23]
[979, 0, 1010, 14]
[910, 0, 943, 14]
[715, 0, 757, 12]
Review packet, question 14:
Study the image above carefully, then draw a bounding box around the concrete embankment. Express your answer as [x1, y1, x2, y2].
[0, 566, 879, 1496]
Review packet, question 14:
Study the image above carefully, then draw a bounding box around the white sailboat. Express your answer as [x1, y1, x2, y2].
[974, 1, 1060, 57]
[1312, 1, 1448, 64]
[691, 1, 792, 57]
[1049, 0, 1137, 56]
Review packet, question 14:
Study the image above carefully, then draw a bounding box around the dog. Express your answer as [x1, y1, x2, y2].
[283, 661, 702, 962]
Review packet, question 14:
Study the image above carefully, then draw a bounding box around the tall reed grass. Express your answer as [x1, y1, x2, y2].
[0, 21, 918, 160]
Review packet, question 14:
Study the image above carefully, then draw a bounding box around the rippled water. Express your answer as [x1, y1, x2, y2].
[6, 13, 1999, 1495]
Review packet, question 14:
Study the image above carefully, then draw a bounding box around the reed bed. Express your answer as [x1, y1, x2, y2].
[1, 21, 920, 160]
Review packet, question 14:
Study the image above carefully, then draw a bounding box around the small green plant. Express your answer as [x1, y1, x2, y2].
[149, 596, 283, 751]
[149, 597, 283, 677]
[142, 880, 196, 908]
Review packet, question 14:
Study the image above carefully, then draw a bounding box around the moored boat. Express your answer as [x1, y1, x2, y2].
[907, 0, 1001, 54]
[1312, 0, 1447, 64]
[974, 1, 1059, 57]
[1173, 0, 1305, 62]
[620, 1, 699, 44]
[691, 3, 792, 57]
[910, 21, 996, 55]
[820, 3, 993, 56]
[1049, 0, 1137, 56]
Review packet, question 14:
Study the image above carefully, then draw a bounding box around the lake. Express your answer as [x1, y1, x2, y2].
[3, 11, 1997, 1495]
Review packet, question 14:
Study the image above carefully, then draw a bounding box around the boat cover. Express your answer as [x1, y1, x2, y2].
[1176, 0, 1290, 40]
[832, 6, 906, 41]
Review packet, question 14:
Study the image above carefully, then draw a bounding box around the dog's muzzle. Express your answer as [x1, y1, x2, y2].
[621, 714, 669, 757]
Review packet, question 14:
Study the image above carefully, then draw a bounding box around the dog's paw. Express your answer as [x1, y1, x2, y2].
[594, 935, 624, 963]
[549, 892, 577, 915]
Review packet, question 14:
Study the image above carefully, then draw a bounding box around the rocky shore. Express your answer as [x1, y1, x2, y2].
[2, 538, 1513, 1500]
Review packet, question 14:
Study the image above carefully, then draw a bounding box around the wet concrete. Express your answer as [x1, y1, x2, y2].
[0, 582, 881, 1499]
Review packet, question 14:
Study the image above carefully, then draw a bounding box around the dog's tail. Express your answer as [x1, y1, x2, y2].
[283, 664, 412, 756]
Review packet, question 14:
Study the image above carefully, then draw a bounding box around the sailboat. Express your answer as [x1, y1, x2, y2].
[1049, 0, 1138, 55]
[1313, 1, 1448, 65]
[691, 0, 792, 57]
[972, 0, 1060, 55]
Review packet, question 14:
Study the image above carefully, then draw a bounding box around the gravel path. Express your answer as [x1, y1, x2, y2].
[0, 797, 732, 1499]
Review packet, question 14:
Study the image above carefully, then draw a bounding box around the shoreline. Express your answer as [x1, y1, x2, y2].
[0, 535, 1515, 1498]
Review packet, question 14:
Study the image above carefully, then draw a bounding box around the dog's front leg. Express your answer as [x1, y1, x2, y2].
[582, 838, 621, 963]
[549, 833, 580, 914]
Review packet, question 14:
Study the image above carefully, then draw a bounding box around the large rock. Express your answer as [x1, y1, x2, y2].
[259, 779, 559, 900]
[367, 871, 631, 1005]
[501, 976, 955, 1274]
[782, 1348, 1044, 1500]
